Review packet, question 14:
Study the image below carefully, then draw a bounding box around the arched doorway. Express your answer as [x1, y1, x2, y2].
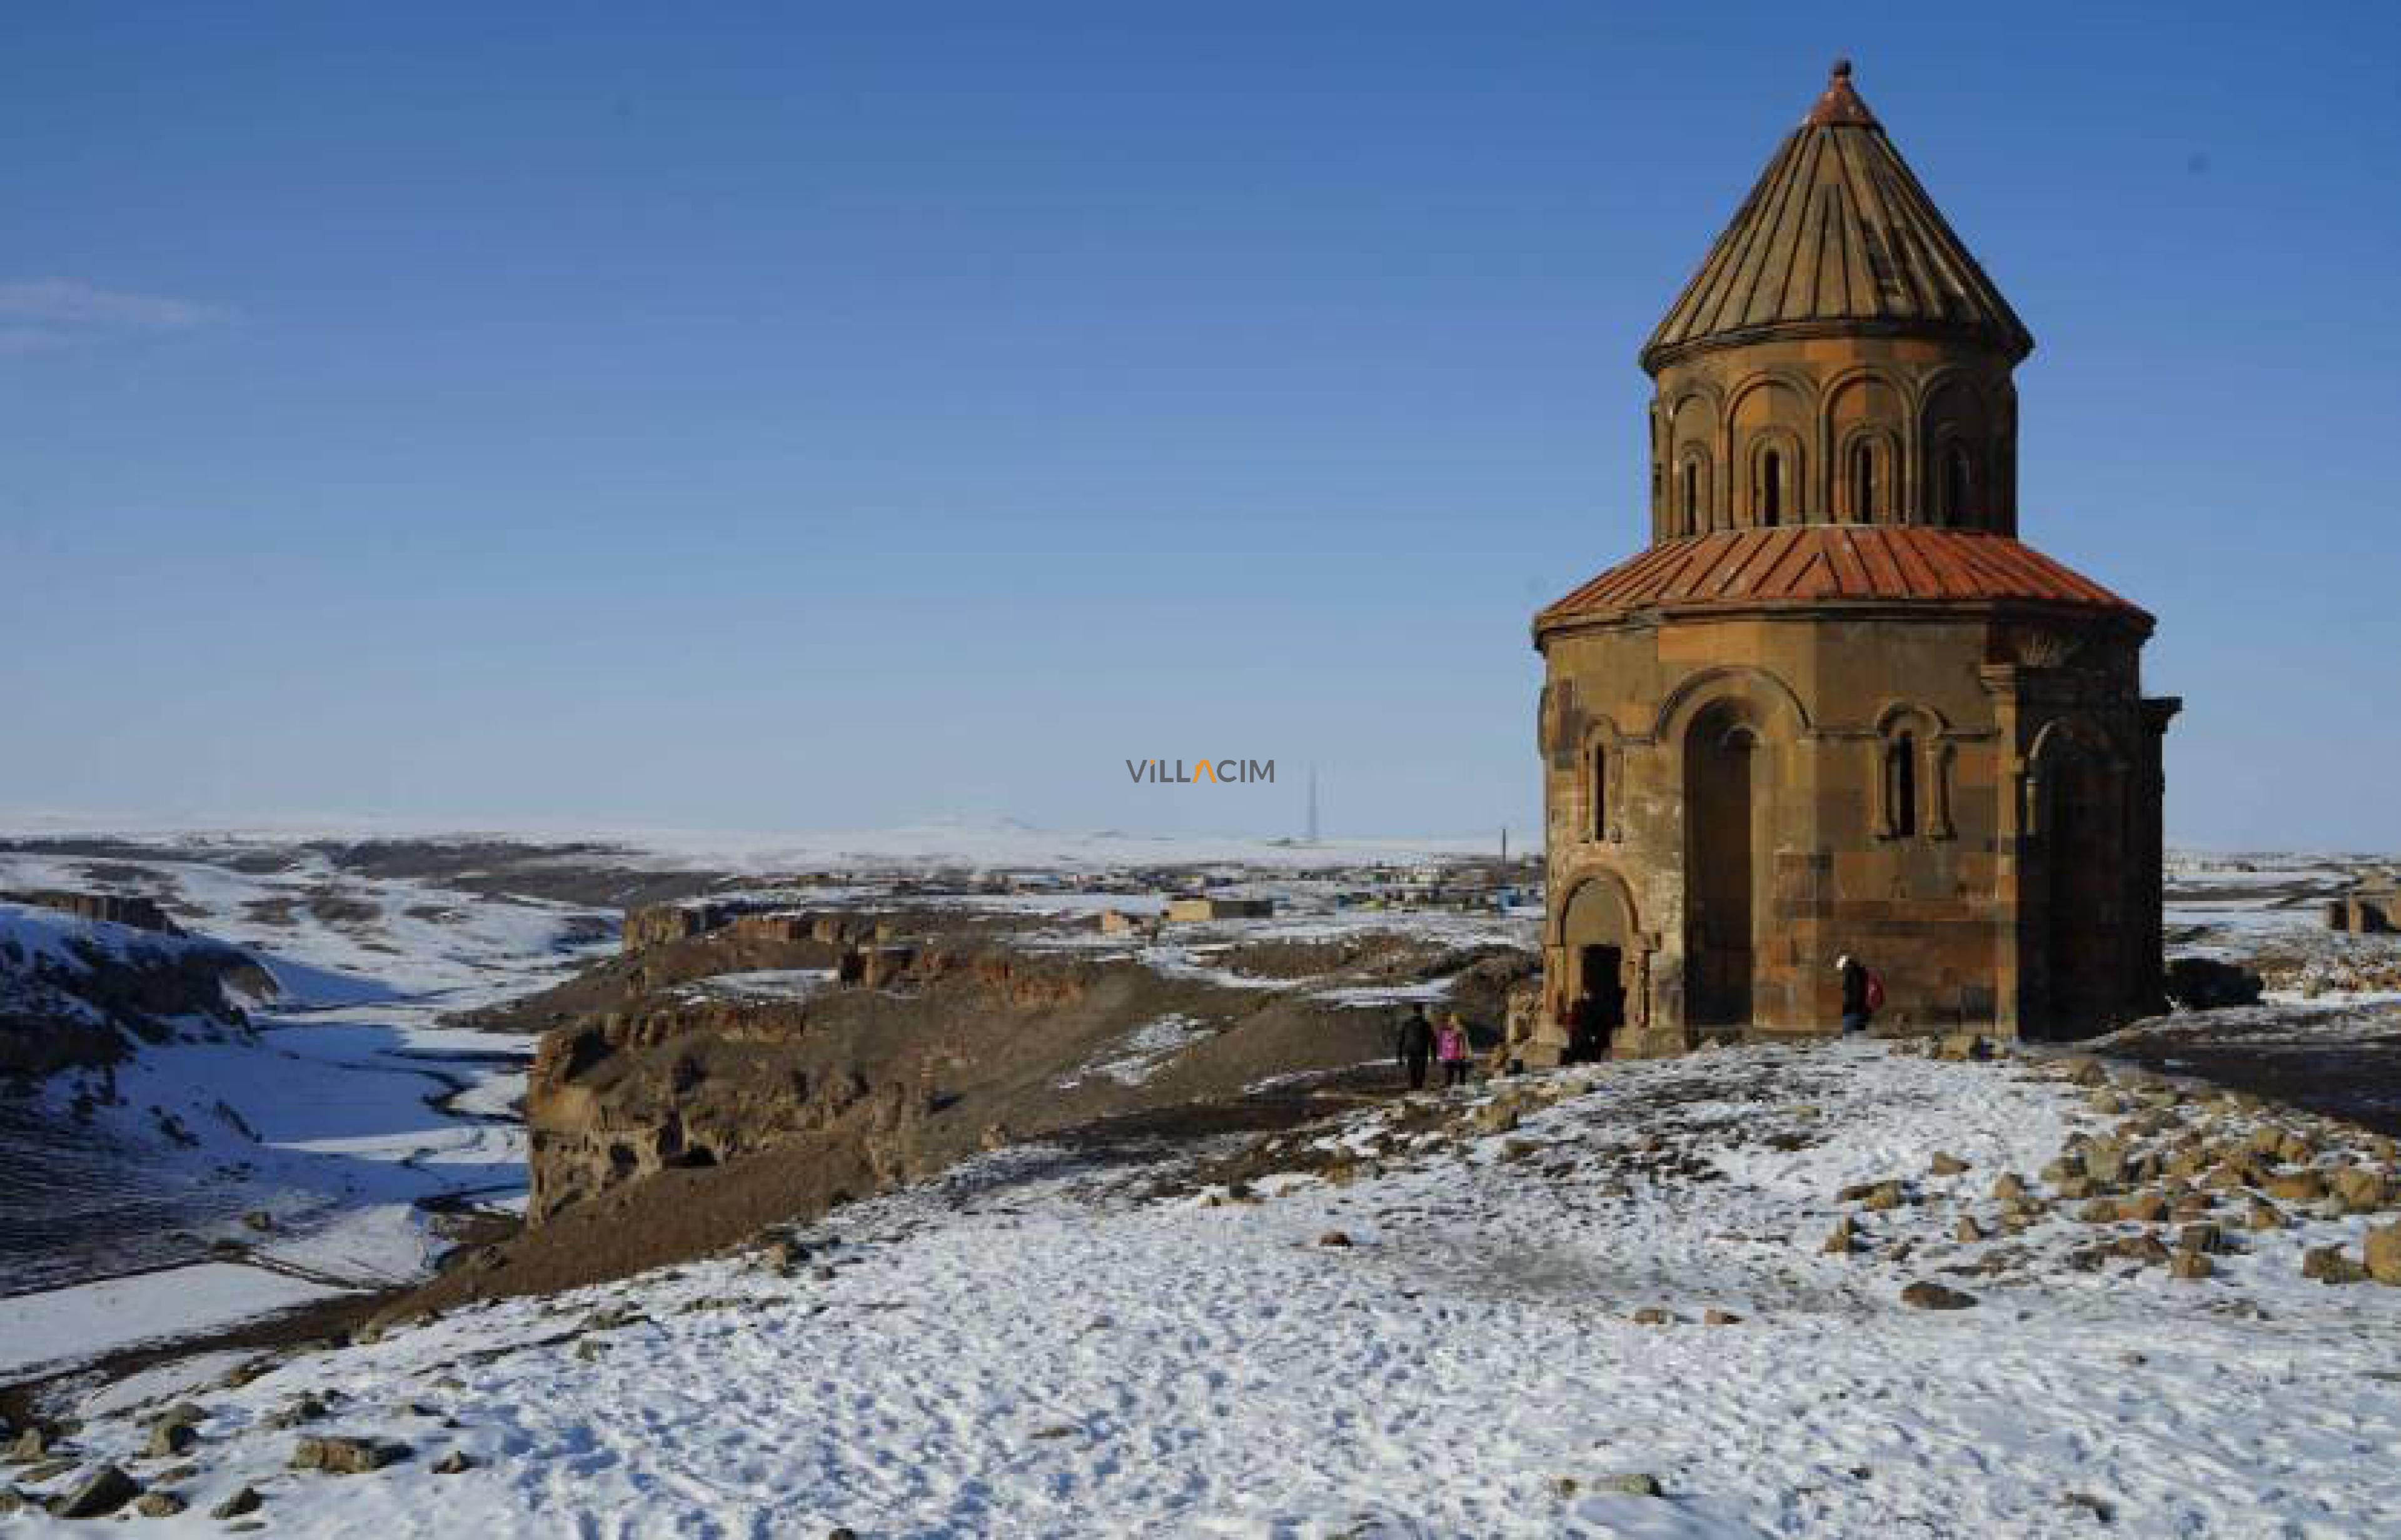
[1559, 877, 1635, 1060]
[1686, 702, 1759, 1026]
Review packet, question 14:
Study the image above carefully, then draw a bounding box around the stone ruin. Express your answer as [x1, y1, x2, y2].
[2327, 880, 2399, 935]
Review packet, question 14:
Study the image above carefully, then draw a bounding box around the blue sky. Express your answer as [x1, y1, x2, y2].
[3, 3, 2397, 848]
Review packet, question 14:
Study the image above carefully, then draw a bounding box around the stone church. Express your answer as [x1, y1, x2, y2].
[1533, 62, 2177, 1059]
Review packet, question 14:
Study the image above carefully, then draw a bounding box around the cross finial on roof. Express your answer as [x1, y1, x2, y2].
[1806, 56, 1878, 128]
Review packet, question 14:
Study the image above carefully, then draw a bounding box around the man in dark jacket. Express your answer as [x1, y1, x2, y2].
[1838, 954, 1875, 1036]
[1394, 1004, 1436, 1090]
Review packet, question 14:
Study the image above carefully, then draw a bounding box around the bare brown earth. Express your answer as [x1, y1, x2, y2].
[397, 920, 1516, 1324]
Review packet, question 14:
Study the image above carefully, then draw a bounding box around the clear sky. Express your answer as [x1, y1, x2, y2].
[4, 2, 2397, 850]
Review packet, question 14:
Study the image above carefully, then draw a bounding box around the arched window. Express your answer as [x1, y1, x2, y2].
[1886, 733, 1919, 838]
[1850, 439, 1877, 521]
[1943, 444, 1973, 526]
[1761, 450, 1783, 527]
[1681, 460, 1699, 535]
[1590, 743, 1609, 841]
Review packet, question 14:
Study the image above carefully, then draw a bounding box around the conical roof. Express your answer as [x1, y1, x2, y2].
[1640, 61, 2032, 372]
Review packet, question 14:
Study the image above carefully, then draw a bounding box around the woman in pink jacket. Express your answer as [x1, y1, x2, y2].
[1434, 1012, 1473, 1088]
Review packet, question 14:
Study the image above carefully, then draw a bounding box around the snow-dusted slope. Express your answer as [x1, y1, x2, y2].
[0, 849, 613, 1374]
[25, 1041, 2401, 1537]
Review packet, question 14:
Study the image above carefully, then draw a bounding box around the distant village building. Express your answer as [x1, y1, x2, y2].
[2328, 881, 2398, 935]
[1164, 896, 1276, 923]
[1533, 63, 2177, 1061]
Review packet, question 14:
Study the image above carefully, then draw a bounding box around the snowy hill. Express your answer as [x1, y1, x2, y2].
[11, 1039, 2401, 1534]
[0, 902, 260, 1075]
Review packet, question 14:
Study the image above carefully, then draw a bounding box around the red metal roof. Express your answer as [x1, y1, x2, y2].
[1536, 526, 2148, 632]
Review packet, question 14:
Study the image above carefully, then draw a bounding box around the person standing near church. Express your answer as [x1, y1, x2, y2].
[1395, 1004, 1436, 1090]
[1838, 954, 1882, 1035]
[1434, 1012, 1472, 1088]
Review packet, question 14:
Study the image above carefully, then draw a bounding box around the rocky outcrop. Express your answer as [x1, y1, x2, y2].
[524, 945, 1085, 1224]
[0, 890, 180, 934]
[2163, 956, 2265, 1010]
[0, 902, 264, 1077]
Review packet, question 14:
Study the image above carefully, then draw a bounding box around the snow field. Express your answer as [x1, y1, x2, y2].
[21, 1042, 2400, 1537]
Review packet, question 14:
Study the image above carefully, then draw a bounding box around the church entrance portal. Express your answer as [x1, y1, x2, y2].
[1686, 705, 1758, 1027]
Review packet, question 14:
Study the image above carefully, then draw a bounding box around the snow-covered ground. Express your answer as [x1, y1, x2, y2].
[0, 847, 612, 1379]
[16, 1039, 2401, 1536]
[9, 831, 2401, 1532]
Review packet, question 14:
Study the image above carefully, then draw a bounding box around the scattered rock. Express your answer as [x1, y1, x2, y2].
[2246, 1199, 2285, 1230]
[210, 1486, 264, 1519]
[431, 1451, 476, 1475]
[1936, 1033, 1993, 1062]
[2367, 1224, 2401, 1286]
[2062, 1489, 2118, 1524]
[1990, 1172, 2028, 1202]
[4, 1426, 47, 1462]
[2265, 1170, 2327, 1205]
[1629, 1307, 1674, 1326]
[1863, 1180, 1906, 1212]
[2302, 1245, 2368, 1285]
[1703, 1308, 1743, 1326]
[1316, 1230, 1352, 1249]
[264, 1395, 328, 1430]
[1473, 1102, 1521, 1136]
[145, 1422, 198, 1459]
[1954, 1216, 1986, 1244]
[2177, 1222, 2223, 1256]
[1595, 1472, 1665, 1497]
[1822, 1217, 1856, 1256]
[2332, 1167, 2390, 1214]
[2168, 1252, 2213, 1281]
[2117, 1233, 2172, 1265]
[2117, 1192, 2170, 1224]
[289, 1436, 411, 1475]
[241, 1210, 274, 1233]
[1899, 1281, 1978, 1311]
[1928, 1152, 1968, 1177]
[47, 1464, 140, 1519]
[135, 1490, 188, 1517]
